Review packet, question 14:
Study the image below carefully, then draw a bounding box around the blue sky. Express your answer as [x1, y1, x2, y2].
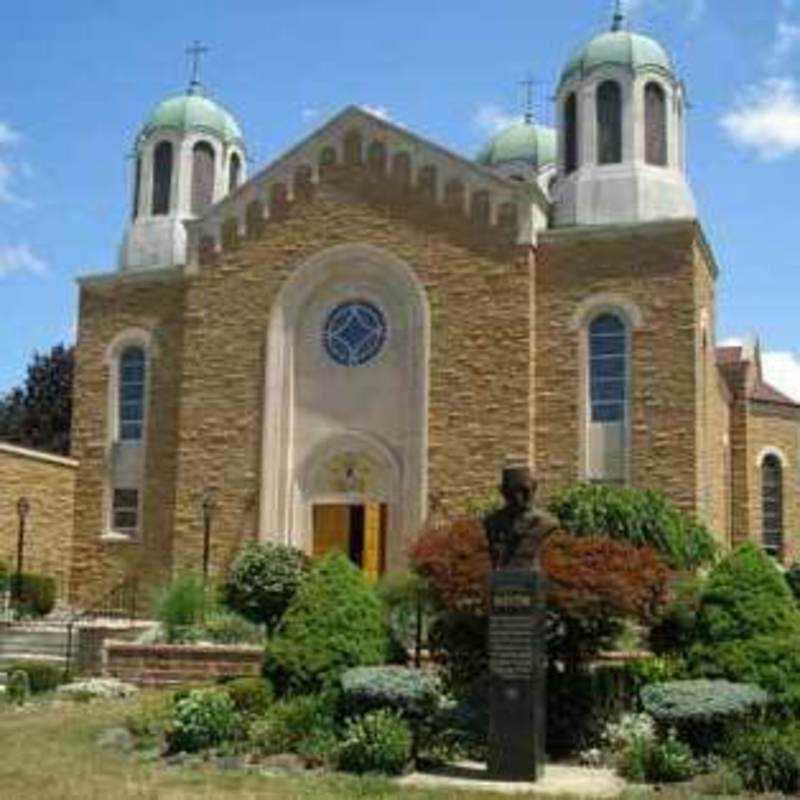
[1, 0, 800, 396]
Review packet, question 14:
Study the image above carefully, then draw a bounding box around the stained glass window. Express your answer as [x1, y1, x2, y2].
[762, 455, 783, 556]
[119, 346, 146, 441]
[589, 313, 627, 423]
[323, 300, 387, 367]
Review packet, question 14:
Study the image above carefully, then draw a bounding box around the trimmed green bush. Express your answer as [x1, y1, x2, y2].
[6, 669, 30, 705]
[649, 575, 704, 656]
[247, 692, 338, 763]
[641, 680, 768, 754]
[693, 542, 800, 643]
[202, 610, 265, 645]
[9, 573, 56, 617]
[151, 572, 208, 642]
[341, 666, 442, 722]
[222, 542, 308, 633]
[336, 709, 413, 775]
[221, 676, 273, 718]
[263, 552, 389, 695]
[165, 688, 239, 753]
[547, 483, 717, 570]
[785, 562, 800, 605]
[726, 721, 800, 794]
[7, 659, 64, 693]
[124, 692, 173, 739]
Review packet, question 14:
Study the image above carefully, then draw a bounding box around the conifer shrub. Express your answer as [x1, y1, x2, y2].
[10, 573, 56, 617]
[221, 676, 273, 718]
[641, 680, 768, 754]
[547, 483, 717, 570]
[263, 552, 389, 695]
[202, 609, 265, 645]
[222, 542, 308, 633]
[336, 709, 413, 775]
[150, 572, 208, 642]
[6, 670, 30, 705]
[726, 721, 800, 794]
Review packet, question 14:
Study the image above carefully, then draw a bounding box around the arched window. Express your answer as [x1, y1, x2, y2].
[294, 164, 314, 202]
[417, 165, 437, 201]
[343, 130, 363, 166]
[597, 81, 623, 165]
[119, 346, 146, 442]
[367, 141, 387, 176]
[191, 141, 216, 215]
[391, 152, 412, 190]
[564, 93, 578, 175]
[762, 454, 784, 556]
[245, 200, 265, 239]
[471, 190, 491, 226]
[645, 82, 668, 166]
[151, 141, 173, 215]
[444, 179, 465, 214]
[587, 312, 628, 484]
[270, 182, 289, 217]
[132, 156, 141, 220]
[498, 202, 519, 239]
[228, 152, 242, 193]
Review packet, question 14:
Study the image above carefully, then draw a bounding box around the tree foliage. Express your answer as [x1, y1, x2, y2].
[547, 483, 717, 570]
[0, 343, 74, 455]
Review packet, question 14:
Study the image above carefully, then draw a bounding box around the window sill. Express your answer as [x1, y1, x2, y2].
[100, 532, 140, 544]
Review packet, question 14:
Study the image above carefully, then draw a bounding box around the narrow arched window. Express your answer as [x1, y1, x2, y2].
[762, 454, 784, 556]
[498, 202, 519, 239]
[645, 82, 668, 166]
[471, 190, 491, 227]
[119, 346, 146, 442]
[418, 165, 437, 201]
[228, 152, 242, 193]
[367, 141, 387, 176]
[391, 152, 412, 190]
[132, 156, 142, 220]
[151, 141, 173, 215]
[191, 141, 216, 215]
[343, 130, 363, 166]
[564, 93, 578, 175]
[597, 81, 623, 165]
[588, 312, 628, 484]
[444, 179, 465, 214]
[294, 164, 314, 202]
[245, 200, 265, 239]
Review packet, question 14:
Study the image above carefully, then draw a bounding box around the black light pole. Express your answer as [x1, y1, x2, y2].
[15, 497, 30, 617]
[201, 489, 217, 586]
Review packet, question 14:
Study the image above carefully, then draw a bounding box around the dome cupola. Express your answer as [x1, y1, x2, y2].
[477, 120, 557, 173]
[551, 3, 695, 227]
[119, 52, 247, 272]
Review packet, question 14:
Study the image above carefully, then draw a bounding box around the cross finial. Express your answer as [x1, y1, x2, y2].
[520, 75, 537, 124]
[611, 0, 625, 31]
[186, 40, 209, 94]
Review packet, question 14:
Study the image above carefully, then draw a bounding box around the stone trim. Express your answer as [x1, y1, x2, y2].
[76, 264, 184, 287]
[756, 445, 789, 468]
[0, 442, 78, 469]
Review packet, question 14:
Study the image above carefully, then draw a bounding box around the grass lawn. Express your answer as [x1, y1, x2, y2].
[0, 695, 737, 800]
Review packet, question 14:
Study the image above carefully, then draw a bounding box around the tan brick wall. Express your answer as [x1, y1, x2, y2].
[746, 402, 800, 562]
[534, 221, 710, 525]
[0, 444, 76, 598]
[70, 271, 185, 605]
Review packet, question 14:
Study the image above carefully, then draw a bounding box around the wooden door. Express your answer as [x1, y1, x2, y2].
[313, 505, 350, 559]
[362, 503, 384, 583]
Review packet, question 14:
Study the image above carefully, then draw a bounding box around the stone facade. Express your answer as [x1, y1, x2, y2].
[0, 443, 77, 598]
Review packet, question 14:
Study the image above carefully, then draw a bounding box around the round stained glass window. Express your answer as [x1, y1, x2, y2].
[323, 300, 387, 366]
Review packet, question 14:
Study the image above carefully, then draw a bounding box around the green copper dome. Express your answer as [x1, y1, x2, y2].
[477, 121, 557, 170]
[142, 91, 243, 143]
[560, 30, 674, 86]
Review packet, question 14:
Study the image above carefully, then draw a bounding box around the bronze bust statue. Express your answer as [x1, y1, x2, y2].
[484, 466, 559, 571]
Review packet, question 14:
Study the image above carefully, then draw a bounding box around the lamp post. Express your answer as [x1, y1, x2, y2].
[15, 497, 30, 617]
[201, 489, 217, 586]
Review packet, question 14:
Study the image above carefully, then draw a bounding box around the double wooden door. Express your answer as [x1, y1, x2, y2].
[312, 503, 386, 582]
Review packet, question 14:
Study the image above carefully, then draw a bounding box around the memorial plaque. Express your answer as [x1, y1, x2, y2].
[484, 467, 557, 782]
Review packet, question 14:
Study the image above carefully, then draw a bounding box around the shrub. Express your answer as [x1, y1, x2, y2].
[336, 709, 412, 775]
[151, 572, 209, 642]
[641, 680, 768, 755]
[222, 676, 273, 718]
[248, 692, 338, 762]
[6, 659, 64, 693]
[547, 483, 717, 570]
[693, 542, 800, 644]
[263, 552, 389, 695]
[222, 542, 308, 634]
[785, 562, 800, 605]
[427, 611, 488, 694]
[376, 571, 436, 661]
[6, 669, 30, 705]
[202, 610, 265, 645]
[124, 691, 174, 739]
[9, 573, 56, 617]
[692, 764, 745, 796]
[165, 688, 239, 753]
[649, 575, 704, 656]
[341, 666, 442, 722]
[614, 724, 694, 784]
[0, 560, 8, 593]
[643, 732, 696, 783]
[726, 721, 800, 794]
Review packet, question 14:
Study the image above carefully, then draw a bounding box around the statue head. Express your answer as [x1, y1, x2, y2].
[500, 466, 536, 509]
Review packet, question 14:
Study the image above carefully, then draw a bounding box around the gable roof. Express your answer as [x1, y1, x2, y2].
[749, 380, 800, 407]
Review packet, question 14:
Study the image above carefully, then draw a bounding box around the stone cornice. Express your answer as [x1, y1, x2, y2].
[76, 264, 184, 288]
[0, 442, 78, 469]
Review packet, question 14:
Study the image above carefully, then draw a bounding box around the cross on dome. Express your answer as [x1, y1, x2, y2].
[186, 40, 209, 94]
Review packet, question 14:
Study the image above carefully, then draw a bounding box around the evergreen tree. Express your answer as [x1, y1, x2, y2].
[0, 343, 74, 455]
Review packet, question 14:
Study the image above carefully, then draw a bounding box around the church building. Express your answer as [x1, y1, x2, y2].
[66, 8, 800, 601]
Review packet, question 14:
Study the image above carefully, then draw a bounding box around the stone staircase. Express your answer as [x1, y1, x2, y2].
[0, 624, 76, 679]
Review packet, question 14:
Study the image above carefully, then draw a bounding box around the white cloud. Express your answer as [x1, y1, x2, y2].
[621, 0, 705, 23]
[0, 244, 47, 278]
[474, 104, 518, 134]
[301, 107, 320, 123]
[720, 78, 800, 160]
[0, 121, 22, 204]
[769, 20, 800, 69]
[0, 123, 19, 146]
[762, 351, 800, 402]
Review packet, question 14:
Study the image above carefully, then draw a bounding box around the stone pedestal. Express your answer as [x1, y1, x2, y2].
[487, 570, 545, 782]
